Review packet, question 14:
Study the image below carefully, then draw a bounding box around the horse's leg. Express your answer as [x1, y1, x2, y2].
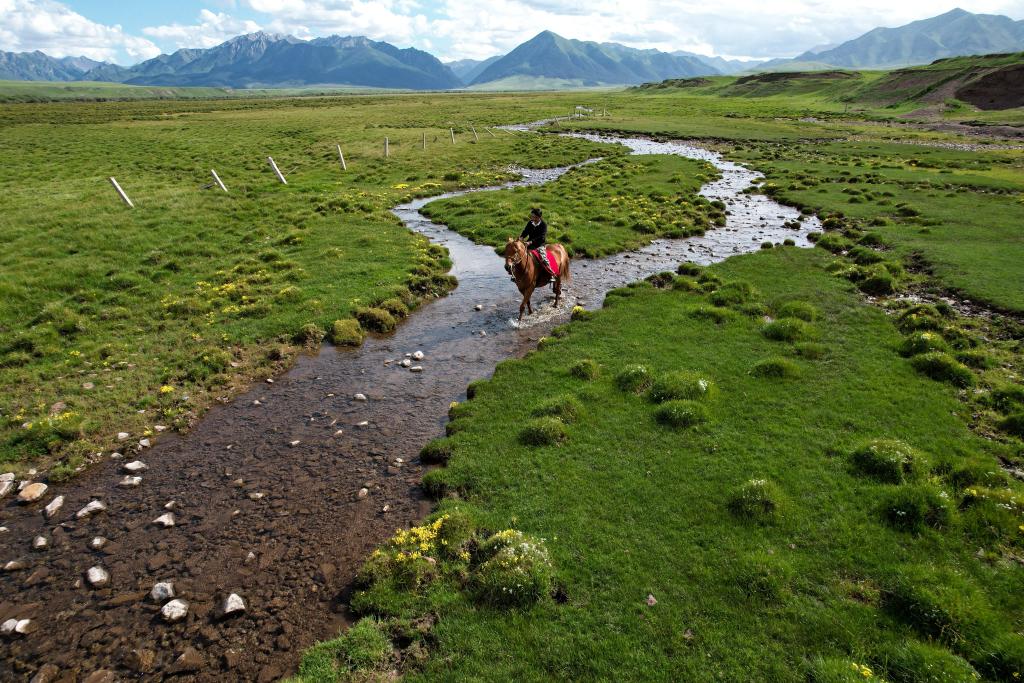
[553, 277, 562, 307]
[518, 295, 526, 322]
[526, 285, 535, 315]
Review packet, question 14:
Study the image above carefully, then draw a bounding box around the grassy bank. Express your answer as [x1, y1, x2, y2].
[297, 247, 1024, 681]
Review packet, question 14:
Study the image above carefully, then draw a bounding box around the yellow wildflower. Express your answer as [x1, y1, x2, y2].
[159, 385, 174, 394]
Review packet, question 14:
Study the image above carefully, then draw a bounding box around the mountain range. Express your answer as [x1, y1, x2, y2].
[1, 9, 1022, 90]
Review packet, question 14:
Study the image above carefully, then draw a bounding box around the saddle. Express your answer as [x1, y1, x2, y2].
[530, 247, 559, 277]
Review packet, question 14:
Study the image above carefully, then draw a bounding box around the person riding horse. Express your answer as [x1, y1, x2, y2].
[502, 207, 571, 321]
[508, 208, 551, 280]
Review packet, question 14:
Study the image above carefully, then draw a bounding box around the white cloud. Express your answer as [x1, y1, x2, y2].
[240, 0, 429, 44]
[0, 0, 161, 62]
[143, 10, 263, 49]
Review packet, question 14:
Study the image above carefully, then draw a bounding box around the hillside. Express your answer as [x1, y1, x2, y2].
[857, 52, 1024, 109]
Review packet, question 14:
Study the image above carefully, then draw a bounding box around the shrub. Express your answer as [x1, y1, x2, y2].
[776, 300, 819, 322]
[355, 307, 397, 333]
[648, 371, 717, 403]
[762, 318, 814, 342]
[419, 439, 452, 464]
[532, 395, 583, 423]
[710, 281, 757, 306]
[569, 358, 599, 380]
[849, 439, 928, 484]
[687, 305, 737, 324]
[378, 297, 410, 320]
[910, 353, 974, 387]
[653, 400, 710, 429]
[329, 319, 364, 346]
[728, 478, 784, 522]
[751, 357, 802, 379]
[793, 342, 828, 360]
[293, 323, 325, 347]
[880, 484, 953, 532]
[520, 417, 568, 446]
[997, 412, 1024, 438]
[876, 640, 979, 683]
[900, 331, 948, 357]
[615, 364, 653, 393]
[471, 530, 554, 608]
[298, 618, 391, 680]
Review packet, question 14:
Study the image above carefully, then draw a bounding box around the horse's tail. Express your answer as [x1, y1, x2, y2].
[559, 245, 571, 282]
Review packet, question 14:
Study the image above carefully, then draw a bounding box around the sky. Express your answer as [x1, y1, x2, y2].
[1, 0, 1023, 65]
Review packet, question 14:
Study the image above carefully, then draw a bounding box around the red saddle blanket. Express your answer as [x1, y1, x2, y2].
[530, 248, 560, 277]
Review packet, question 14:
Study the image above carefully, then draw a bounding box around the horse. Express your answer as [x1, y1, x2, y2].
[503, 237, 571, 322]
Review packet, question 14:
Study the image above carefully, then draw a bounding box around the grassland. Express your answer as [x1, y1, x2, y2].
[0, 80, 401, 103]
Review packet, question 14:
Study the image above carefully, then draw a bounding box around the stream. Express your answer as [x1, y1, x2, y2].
[0, 128, 819, 681]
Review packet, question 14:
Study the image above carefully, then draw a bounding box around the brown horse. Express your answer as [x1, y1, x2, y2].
[503, 237, 571, 322]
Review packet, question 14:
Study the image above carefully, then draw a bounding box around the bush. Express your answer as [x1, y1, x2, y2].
[615, 364, 653, 393]
[570, 305, 592, 321]
[776, 300, 819, 322]
[728, 478, 784, 522]
[378, 297, 410, 320]
[762, 318, 815, 342]
[900, 331, 949, 357]
[648, 371, 717, 403]
[752, 355, 803, 378]
[653, 400, 710, 429]
[471, 530, 553, 608]
[569, 358, 599, 380]
[329, 319, 364, 346]
[709, 280, 757, 307]
[419, 439, 452, 464]
[793, 342, 828, 360]
[687, 305, 737, 324]
[293, 323, 325, 347]
[532, 395, 583, 423]
[355, 307, 397, 333]
[876, 640, 979, 683]
[997, 412, 1024, 438]
[880, 484, 953, 532]
[910, 353, 974, 387]
[520, 417, 568, 446]
[849, 439, 928, 484]
[298, 618, 392, 680]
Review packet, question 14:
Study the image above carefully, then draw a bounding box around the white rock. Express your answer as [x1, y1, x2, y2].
[161, 599, 189, 622]
[410, 366, 424, 373]
[76, 500, 106, 519]
[0, 527, 7, 533]
[150, 581, 175, 602]
[334, 429, 344, 436]
[119, 475, 142, 487]
[412, 351, 425, 361]
[164, 500, 175, 510]
[354, 393, 367, 401]
[245, 551, 256, 563]
[86, 566, 110, 588]
[0, 480, 13, 499]
[222, 593, 246, 616]
[0, 472, 13, 482]
[123, 461, 147, 473]
[1, 618, 30, 636]
[253, 400, 262, 406]
[17, 482, 47, 503]
[110, 452, 123, 459]
[44, 496, 64, 518]
[14, 620, 31, 634]
[32, 536, 48, 550]
[358, 488, 369, 498]
[399, 359, 412, 368]
[289, 440, 300, 447]
[248, 492, 264, 501]
[90, 537, 107, 550]
[153, 513, 175, 528]
[474, 304, 483, 311]
[138, 438, 151, 448]
[154, 425, 167, 432]
[117, 432, 130, 441]
[265, 378, 274, 384]
[3, 560, 26, 571]
[357, 421, 369, 427]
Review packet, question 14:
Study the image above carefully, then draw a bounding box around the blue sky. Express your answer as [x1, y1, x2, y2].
[2, 0, 1023, 65]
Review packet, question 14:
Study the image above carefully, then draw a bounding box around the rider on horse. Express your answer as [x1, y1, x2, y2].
[509, 208, 554, 279]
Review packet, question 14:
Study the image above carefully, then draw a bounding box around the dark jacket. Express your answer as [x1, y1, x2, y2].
[520, 219, 547, 250]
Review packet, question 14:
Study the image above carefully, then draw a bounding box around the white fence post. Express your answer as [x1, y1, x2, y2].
[470, 124, 479, 142]
[210, 169, 228, 193]
[422, 131, 426, 150]
[109, 177, 134, 208]
[267, 157, 287, 185]
[485, 127, 496, 137]
[385, 137, 390, 158]
[337, 145, 347, 170]
[450, 127, 455, 144]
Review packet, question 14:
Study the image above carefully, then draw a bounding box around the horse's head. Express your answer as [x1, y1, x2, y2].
[503, 237, 527, 271]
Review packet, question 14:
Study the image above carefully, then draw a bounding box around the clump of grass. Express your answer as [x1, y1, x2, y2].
[532, 395, 583, 423]
[653, 400, 710, 429]
[899, 331, 948, 357]
[378, 297, 410, 320]
[793, 342, 828, 360]
[881, 566, 980, 644]
[910, 352, 974, 387]
[728, 478, 784, 522]
[857, 266, 897, 296]
[569, 358, 599, 380]
[751, 357, 802, 379]
[762, 318, 815, 342]
[809, 657, 880, 682]
[776, 300, 819, 322]
[997, 412, 1024, 438]
[676, 262, 703, 276]
[875, 640, 980, 683]
[570, 305, 592, 321]
[955, 349, 996, 370]
[687, 304, 736, 324]
[520, 417, 568, 446]
[329, 319, 364, 346]
[471, 530, 554, 608]
[896, 305, 945, 333]
[709, 280, 757, 307]
[648, 371, 718, 403]
[733, 551, 793, 602]
[849, 439, 928, 484]
[880, 484, 953, 532]
[298, 617, 392, 681]
[355, 307, 397, 333]
[293, 322, 325, 347]
[615, 364, 653, 393]
[419, 439, 452, 464]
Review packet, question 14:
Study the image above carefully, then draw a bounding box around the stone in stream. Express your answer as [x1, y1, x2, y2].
[412, 350, 425, 361]
[354, 393, 367, 401]
[138, 438, 151, 448]
[399, 358, 412, 368]
[118, 475, 142, 487]
[410, 366, 424, 373]
[123, 460, 147, 473]
[474, 304, 483, 311]
[76, 500, 106, 519]
[1, 618, 32, 636]
[0, 472, 13, 482]
[161, 599, 189, 622]
[86, 566, 109, 588]
[356, 421, 369, 428]
[43, 496, 64, 518]
[169, 646, 205, 673]
[3, 559, 27, 572]
[358, 488, 369, 499]
[220, 593, 246, 618]
[152, 513, 175, 528]
[150, 581, 175, 602]
[289, 440, 301, 447]
[0, 479, 12, 499]
[90, 537, 107, 550]
[31, 536, 48, 551]
[116, 432, 130, 441]
[17, 482, 47, 503]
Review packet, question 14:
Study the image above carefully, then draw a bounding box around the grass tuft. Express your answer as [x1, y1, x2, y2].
[762, 318, 815, 342]
[728, 478, 784, 522]
[849, 439, 928, 484]
[750, 357, 802, 378]
[329, 319, 364, 346]
[880, 484, 954, 532]
[520, 417, 568, 446]
[569, 358, 599, 380]
[648, 371, 718, 403]
[910, 353, 975, 387]
[653, 399, 710, 429]
[615, 364, 653, 393]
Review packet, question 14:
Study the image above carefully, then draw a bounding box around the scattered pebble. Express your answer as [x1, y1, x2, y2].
[153, 513, 175, 528]
[399, 359, 412, 368]
[253, 400, 262, 406]
[116, 432, 130, 441]
[90, 537, 107, 550]
[76, 500, 106, 519]
[164, 500, 176, 510]
[245, 551, 256, 563]
[138, 438, 151, 448]
[44, 496, 64, 519]
[474, 304, 483, 311]
[480, 330, 487, 337]
[161, 599, 189, 622]
[356, 421, 369, 427]
[410, 366, 424, 373]
[118, 475, 142, 487]
[248, 492, 265, 501]
[334, 429, 344, 436]
[86, 566, 109, 588]
[3, 560, 27, 572]
[32, 536, 48, 551]
[289, 440, 300, 447]
[358, 488, 369, 499]
[265, 378, 274, 384]
[1, 618, 31, 636]
[17, 482, 48, 504]
[150, 581, 175, 602]
[221, 593, 246, 618]
[154, 425, 167, 432]
[412, 351, 424, 361]
[122, 461, 147, 474]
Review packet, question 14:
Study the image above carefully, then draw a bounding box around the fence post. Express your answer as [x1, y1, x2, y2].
[385, 137, 390, 158]
[267, 157, 287, 185]
[210, 169, 228, 193]
[450, 127, 455, 144]
[109, 177, 134, 208]
[422, 131, 426, 150]
[485, 127, 496, 137]
[337, 145, 347, 170]
[470, 124, 479, 142]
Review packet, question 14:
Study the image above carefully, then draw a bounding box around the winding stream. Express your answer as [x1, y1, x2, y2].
[0, 129, 819, 681]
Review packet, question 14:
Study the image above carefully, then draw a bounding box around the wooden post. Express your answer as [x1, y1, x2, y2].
[470, 124, 479, 142]
[109, 177, 134, 208]
[450, 127, 455, 144]
[267, 156, 287, 185]
[485, 127, 496, 137]
[422, 131, 426, 150]
[384, 137, 389, 158]
[336, 145, 347, 170]
[210, 169, 228, 193]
